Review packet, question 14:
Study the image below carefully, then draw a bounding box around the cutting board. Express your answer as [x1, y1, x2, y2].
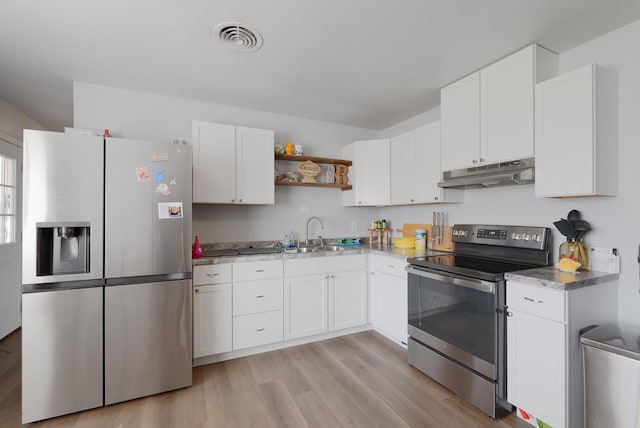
[396, 223, 455, 252]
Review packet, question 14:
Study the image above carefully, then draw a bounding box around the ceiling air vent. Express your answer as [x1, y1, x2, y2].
[214, 22, 263, 52]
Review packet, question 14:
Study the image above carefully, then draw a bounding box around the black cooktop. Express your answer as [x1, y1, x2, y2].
[407, 254, 540, 282]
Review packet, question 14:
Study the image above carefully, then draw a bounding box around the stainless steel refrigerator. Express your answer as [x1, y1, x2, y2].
[21, 130, 192, 423]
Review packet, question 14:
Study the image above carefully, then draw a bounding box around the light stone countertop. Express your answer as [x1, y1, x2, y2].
[506, 266, 619, 291]
[192, 245, 432, 266]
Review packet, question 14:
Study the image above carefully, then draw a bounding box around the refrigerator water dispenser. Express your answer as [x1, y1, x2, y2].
[36, 222, 90, 276]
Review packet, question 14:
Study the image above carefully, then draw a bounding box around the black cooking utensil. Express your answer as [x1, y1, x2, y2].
[567, 210, 581, 223]
[553, 219, 575, 238]
[573, 219, 591, 241]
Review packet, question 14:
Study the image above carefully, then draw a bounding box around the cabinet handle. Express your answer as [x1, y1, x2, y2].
[472, 159, 478, 164]
[231, 198, 235, 202]
[506, 311, 513, 317]
[330, 275, 335, 279]
[255, 269, 265, 272]
[523, 297, 535, 302]
[255, 295, 265, 298]
[238, 198, 243, 203]
[387, 265, 395, 268]
[195, 288, 200, 293]
[479, 158, 485, 163]
[410, 199, 414, 202]
[358, 201, 362, 205]
[255, 328, 265, 332]
[205, 273, 219, 277]
[325, 275, 330, 279]
[434, 196, 439, 201]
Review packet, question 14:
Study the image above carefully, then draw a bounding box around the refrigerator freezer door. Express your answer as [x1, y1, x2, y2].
[104, 279, 192, 405]
[22, 287, 103, 423]
[22, 130, 104, 285]
[105, 139, 192, 278]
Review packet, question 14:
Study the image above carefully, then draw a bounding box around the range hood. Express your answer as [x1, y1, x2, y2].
[438, 158, 535, 189]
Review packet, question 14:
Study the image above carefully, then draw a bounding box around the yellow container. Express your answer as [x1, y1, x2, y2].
[394, 237, 415, 249]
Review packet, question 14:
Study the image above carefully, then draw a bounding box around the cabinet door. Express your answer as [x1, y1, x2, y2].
[507, 309, 566, 427]
[441, 72, 481, 171]
[390, 130, 416, 205]
[193, 283, 232, 358]
[192, 121, 236, 203]
[284, 274, 328, 339]
[481, 45, 535, 164]
[356, 139, 390, 206]
[535, 65, 596, 198]
[415, 121, 447, 203]
[328, 270, 367, 331]
[370, 270, 407, 347]
[236, 126, 275, 204]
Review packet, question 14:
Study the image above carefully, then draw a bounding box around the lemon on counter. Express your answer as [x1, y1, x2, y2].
[556, 257, 581, 272]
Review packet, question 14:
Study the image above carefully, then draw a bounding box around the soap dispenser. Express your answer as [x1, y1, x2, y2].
[192, 235, 203, 259]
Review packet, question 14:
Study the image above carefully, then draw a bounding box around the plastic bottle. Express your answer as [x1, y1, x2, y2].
[192, 235, 203, 259]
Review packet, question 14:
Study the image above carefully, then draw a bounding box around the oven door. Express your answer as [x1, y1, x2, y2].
[407, 265, 499, 380]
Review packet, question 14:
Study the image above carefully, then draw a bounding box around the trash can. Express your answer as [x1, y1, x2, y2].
[580, 324, 640, 428]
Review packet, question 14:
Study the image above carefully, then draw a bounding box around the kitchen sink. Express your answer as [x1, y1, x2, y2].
[296, 245, 345, 253]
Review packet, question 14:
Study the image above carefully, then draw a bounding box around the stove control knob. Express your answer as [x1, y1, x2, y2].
[453, 230, 459, 236]
[535, 235, 542, 242]
[513, 234, 520, 240]
[524, 234, 530, 241]
[511, 232, 517, 240]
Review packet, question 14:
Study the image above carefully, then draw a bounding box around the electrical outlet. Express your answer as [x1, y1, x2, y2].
[300, 206, 310, 213]
[351, 221, 358, 233]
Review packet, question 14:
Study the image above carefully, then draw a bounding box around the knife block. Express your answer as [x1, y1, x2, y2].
[426, 225, 455, 252]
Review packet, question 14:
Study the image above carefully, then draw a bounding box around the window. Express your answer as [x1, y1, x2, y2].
[0, 154, 16, 245]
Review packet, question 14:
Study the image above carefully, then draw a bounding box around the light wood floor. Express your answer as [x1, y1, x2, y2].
[1, 329, 531, 427]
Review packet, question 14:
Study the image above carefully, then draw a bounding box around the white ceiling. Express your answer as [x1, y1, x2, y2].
[2, 1, 640, 132]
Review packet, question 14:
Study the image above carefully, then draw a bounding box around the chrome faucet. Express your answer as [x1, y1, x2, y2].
[305, 216, 325, 246]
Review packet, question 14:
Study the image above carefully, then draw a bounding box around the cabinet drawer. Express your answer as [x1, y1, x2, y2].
[369, 255, 407, 278]
[233, 260, 283, 282]
[507, 282, 565, 323]
[233, 278, 283, 316]
[233, 311, 283, 350]
[194, 264, 232, 285]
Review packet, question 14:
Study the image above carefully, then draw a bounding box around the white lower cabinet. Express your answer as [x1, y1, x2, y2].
[284, 255, 367, 340]
[232, 260, 284, 351]
[284, 274, 328, 339]
[506, 279, 618, 428]
[193, 265, 233, 358]
[368, 254, 408, 347]
[328, 270, 367, 331]
[232, 310, 283, 351]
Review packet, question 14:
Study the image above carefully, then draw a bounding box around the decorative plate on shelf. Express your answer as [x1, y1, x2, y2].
[297, 160, 322, 183]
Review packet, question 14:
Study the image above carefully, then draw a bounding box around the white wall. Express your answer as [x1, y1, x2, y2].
[379, 20, 640, 327]
[73, 83, 380, 243]
[0, 97, 45, 144]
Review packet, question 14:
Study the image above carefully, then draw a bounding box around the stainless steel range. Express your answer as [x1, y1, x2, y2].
[406, 224, 552, 418]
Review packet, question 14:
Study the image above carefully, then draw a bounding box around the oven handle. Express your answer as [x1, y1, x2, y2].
[405, 266, 495, 294]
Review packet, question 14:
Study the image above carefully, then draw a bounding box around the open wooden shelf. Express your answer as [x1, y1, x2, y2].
[275, 180, 352, 190]
[275, 154, 352, 166]
[275, 153, 352, 191]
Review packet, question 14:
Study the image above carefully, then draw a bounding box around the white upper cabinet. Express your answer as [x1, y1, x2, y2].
[342, 139, 390, 206]
[441, 44, 558, 172]
[535, 64, 618, 198]
[441, 71, 481, 171]
[192, 121, 275, 204]
[390, 122, 463, 205]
